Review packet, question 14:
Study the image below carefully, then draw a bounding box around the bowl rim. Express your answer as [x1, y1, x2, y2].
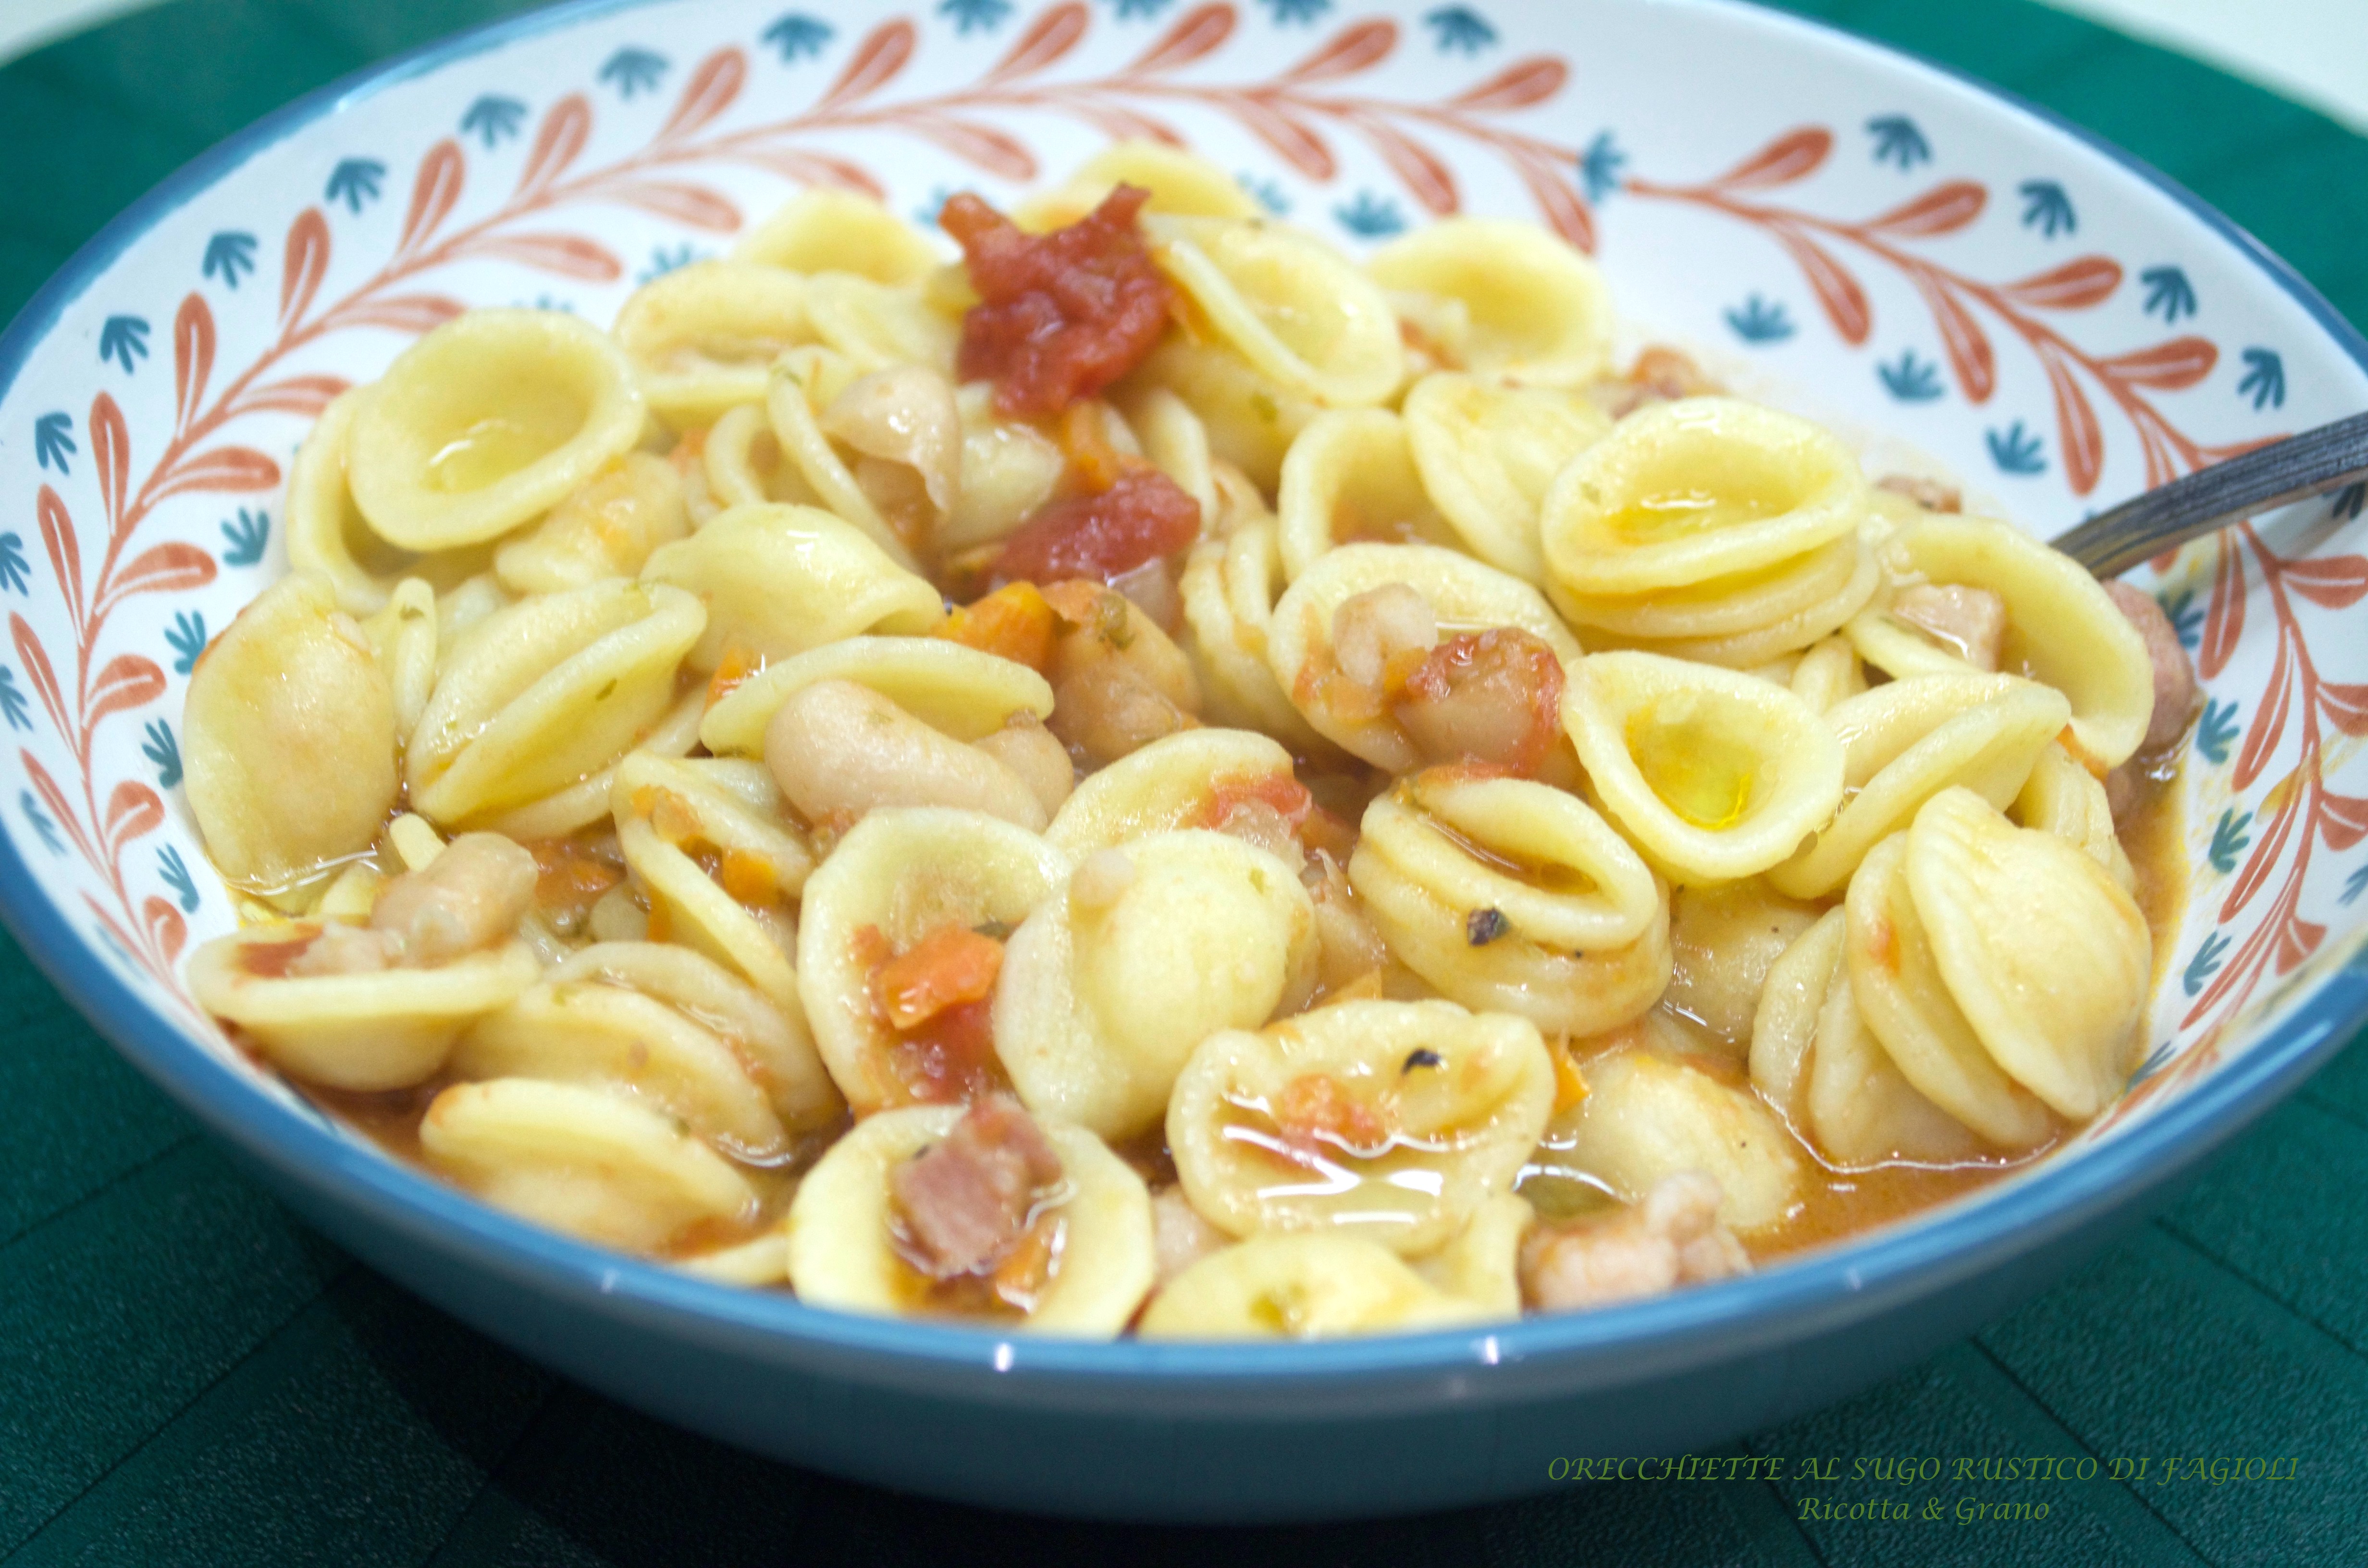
[3, 0, 2366, 1389]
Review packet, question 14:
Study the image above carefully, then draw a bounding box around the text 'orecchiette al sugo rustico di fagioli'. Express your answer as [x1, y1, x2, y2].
[179, 139, 2200, 1340]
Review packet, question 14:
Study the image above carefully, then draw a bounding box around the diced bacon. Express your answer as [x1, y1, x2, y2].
[890, 1093, 1065, 1277]
[1391, 628, 1567, 776]
[1518, 1171, 1750, 1311]
[942, 184, 1176, 419]
[1891, 583, 2006, 671]
[988, 467, 1203, 589]
[2104, 579, 2202, 753]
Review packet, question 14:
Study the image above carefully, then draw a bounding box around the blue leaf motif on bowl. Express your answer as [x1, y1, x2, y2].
[0, 669, 29, 734]
[1333, 191, 1406, 238]
[1237, 172, 1290, 217]
[325, 158, 386, 214]
[460, 95, 528, 148]
[1262, 0, 1332, 26]
[219, 509, 270, 568]
[599, 48, 670, 99]
[141, 719, 181, 789]
[99, 316, 149, 374]
[1577, 130, 1625, 204]
[0, 533, 29, 595]
[2237, 347, 2285, 411]
[1424, 6, 1496, 55]
[1864, 114, 1929, 171]
[2159, 587, 2201, 650]
[2343, 865, 2368, 907]
[2333, 482, 2366, 522]
[1986, 419, 2046, 475]
[2196, 697, 2240, 765]
[1877, 349, 1942, 402]
[939, 0, 1014, 34]
[165, 612, 207, 677]
[637, 244, 704, 285]
[19, 791, 62, 855]
[2209, 808, 2252, 874]
[2140, 264, 2195, 323]
[2182, 929, 2231, 996]
[2017, 179, 2075, 238]
[1108, 0, 1174, 18]
[157, 846, 200, 914]
[34, 412, 74, 475]
[764, 13, 835, 61]
[1724, 294, 1793, 344]
[202, 232, 258, 290]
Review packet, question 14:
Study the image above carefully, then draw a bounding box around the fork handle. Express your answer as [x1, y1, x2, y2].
[2047, 410, 2368, 579]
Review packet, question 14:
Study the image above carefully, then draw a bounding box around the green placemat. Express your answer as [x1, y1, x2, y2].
[3, 2, 2366, 1563]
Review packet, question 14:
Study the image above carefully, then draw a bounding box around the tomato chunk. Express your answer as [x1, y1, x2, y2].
[942, 184, 1176, 418]
[988, 467, 1201, 588]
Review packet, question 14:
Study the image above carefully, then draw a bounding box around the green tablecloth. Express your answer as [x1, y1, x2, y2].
[3, 2, 2366, 1561]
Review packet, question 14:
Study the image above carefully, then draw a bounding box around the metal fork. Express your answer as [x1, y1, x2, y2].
[2047, 410, 2368, 578]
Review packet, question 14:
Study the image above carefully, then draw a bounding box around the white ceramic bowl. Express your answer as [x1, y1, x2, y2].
[1, 0, 2362, 1521]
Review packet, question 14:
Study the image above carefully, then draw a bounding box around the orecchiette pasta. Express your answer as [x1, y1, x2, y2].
[185, 152, 2197, 1338]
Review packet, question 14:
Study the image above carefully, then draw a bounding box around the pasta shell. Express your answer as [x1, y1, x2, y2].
[1402, 372, 1611, 583]
[1788, 635, 1866, 715]
[357, 576, 439, 743]
[407, 580, 705, 826]
[703, 402, 822, 511]
[286, 388, 493, 615]
[1014, 142, 1262, 232]
[1412, 1191, 1533, 1317]
[1125, 335, 1319, 493]
[1662, 877, 1823, 1051]
[1848, 513, 2156, 767]
[544, 940, 840, 1134]
[454, 969, 795, 1161]
[787, 1105, 1155, 1335]
[420, 1078, 759, 1251]
[1747, 906, 1847, 1114]
[477, 683, 705, 842]
[187, 923, 540, 1090]
[1168, 998, 1554, 1254]
[673, 1226, 791, 1286]
[1546, 1036, 1801, 1234]
[1044, 727, 1298, 857]
[1144, 214, 1405, 408]
[613, 751, 814, 1006]
[1554, 533, 1864, 644]
[765, 346, 921, 570]
[641, 501, 941, 671]
[614, 260, 812, 428]
[700, 636, 1053, 758]
[1805, 964, 1982, 1167]
[1766, 673, 2069, 899]
[1906, 787, 2150, 1120]
[1844, 833, 2054, 1149]
[1178, 512, 1335, 756]
[1561, 651, 1845, 883]
[995, 830, 1318, 1139]
[938, 382, 1067, 552]
[2013, 740, 2135, 890]
[801, 272, 961, 378]
[1275, 409, 1460, 581]
[1268, 542, 1582, 772]
[1365, 218, 1612, 387]
[734, 189, 943, 285]
[1117, 384, 1218, 527]
[796, 808, 1070, 1112]
[1539, 398, 1868, 598]
[1139, 1232, 1485, 1339]
[1349, 772, 1671, 1037]
[184, 572, 400, 893]
[493, 451, 691, 595]
[346, 309, 646, 551]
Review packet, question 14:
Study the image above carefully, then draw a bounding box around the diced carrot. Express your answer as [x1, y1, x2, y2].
[719, 848, 777, 906]
[529, 837, 623, 913]
[1550, 1039, 1590, 1116]
[705, 642, 766, 709]
[874, 922, 1007, 1032]
[1060, 400, 1135, 494]
[1270, 1071, 1392, 1155]
[935, 581, 1059, 674]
